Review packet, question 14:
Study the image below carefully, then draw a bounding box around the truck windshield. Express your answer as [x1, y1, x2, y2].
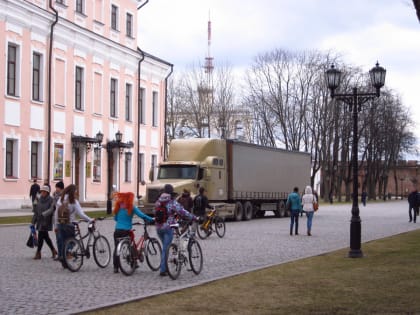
[158, 165, 197, 180]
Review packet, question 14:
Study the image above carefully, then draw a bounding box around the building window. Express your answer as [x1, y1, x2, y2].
[126, 13, 133, 37]
[53, 143, 64, 180]
[5, 139, 18, 178]
[139, 153, 145, 183]
[7, 44, 19, 96]
[125, 83, 132, 121]
[110, 78, 117, 118]
[93, 147, 101, 182]
[111, 5, 118, 30]
[140, 87, 145, 124]
[76, 0, 84, 13]
[125, 152, 132, 182]
[30, 142, 41, 179]
[56, 0, 65, 4]
[32, 52, 42, 101]
[151, 154, 157, 181]
[75, 66, 84, 110]
[152, 91, 158, 127]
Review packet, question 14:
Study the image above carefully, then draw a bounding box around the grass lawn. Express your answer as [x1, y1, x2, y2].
[83, 229, 420, 315]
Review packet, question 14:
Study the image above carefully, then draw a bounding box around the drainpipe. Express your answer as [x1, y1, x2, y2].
[163, 65, 173, 160]
[47, 1, 58, 184]
[136, 0, 148, 200]
[137, 0, 149, 10]
[136, 48, 145, 200]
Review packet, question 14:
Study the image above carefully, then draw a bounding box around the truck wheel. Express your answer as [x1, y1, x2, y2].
[243, 201, 253, 221]
[234, 202, 243, 221]
[275, 201, 286, 218]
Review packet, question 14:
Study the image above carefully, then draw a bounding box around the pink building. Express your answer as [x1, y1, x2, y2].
[0, 0, 172, 210]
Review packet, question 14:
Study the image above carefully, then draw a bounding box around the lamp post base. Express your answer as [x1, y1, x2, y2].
[348, 214, 363, 258]
[106, 199, 112, 215]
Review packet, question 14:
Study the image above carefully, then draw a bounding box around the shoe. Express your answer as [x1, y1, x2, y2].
[51, 249, 58, 259]
[295, 232, 299, 235]
[33, 251, 41, 260]
[114, 268, 119, 273]
[307, 231, 311, 236]
[409, 219, 412, 222]
[159, 271, 168, 277]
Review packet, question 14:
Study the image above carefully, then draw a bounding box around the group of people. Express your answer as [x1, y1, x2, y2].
[29, 180, 94, 267]
[112, 184, 210, 277]
[287, 186, 318, 236]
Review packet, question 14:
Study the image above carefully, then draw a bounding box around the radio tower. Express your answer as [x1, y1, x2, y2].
[198, 11, 214, 138]
[204, 12, 214, 75]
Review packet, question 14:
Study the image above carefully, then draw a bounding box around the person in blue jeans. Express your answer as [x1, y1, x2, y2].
[287, 187, 302, 235]
[155, 184, 196, 276]
[302, 185, 316, 236]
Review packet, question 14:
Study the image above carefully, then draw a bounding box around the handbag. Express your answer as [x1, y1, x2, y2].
[313, 201, 319, 211]
[26, 233, 34, 248]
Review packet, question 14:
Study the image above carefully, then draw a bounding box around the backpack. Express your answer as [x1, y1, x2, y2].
[154, 201, 168, 224]
[57, 201, 70, 224]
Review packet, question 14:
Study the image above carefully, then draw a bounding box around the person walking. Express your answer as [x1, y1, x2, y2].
[361, 191, 367, 207]
[301, 186, 316, 236]
[286, 187, 302, 235]
[29, 179, 40, 209]
[112, 192, 154, 273]
[31, 185, 57, 259]
[177, 189, 193, 213]
[408, 188, 419, 223]
[55, 184, 93, 267]
[154, 184, 196, 277]
[42, 181, 64, 260]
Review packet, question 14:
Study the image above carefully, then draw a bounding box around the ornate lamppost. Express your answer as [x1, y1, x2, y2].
[106, 131, 134, 214]
[325, 62, 386, 258]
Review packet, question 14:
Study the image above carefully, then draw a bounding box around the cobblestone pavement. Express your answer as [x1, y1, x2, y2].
[0, 200, 418, 315]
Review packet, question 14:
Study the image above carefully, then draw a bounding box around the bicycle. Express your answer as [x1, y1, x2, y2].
[63, 217, 111, 272]
[116, 221, 162, 276]
[197, 207, 226, 239]
[166, 220, 203, 280]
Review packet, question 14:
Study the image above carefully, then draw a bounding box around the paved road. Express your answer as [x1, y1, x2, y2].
[0, 200, 418, 315]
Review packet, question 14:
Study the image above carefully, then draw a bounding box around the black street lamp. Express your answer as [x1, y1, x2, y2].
[106, 131, 134, 214]
[325, 62, 386, 258]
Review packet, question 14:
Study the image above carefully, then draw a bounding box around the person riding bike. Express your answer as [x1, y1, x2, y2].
[193, 187, 213, 232]
[155, 184, 197, 277]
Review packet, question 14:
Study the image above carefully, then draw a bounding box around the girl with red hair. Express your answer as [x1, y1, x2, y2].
[113, 192, 154, 273]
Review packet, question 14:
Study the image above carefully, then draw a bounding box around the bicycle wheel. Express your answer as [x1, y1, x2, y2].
[145, 238, 162, 271]
[118, 240, 136, 276]
[93, 235, 111, 268]
[197, 224, 210, 240]
[63, 237, 83, 272]
[214, 217, 226, 238]
[166, 243, 182, 280]
[188, 239, 203, 275]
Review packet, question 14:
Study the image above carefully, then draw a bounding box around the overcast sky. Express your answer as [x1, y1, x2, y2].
[138, 0, 420, 132]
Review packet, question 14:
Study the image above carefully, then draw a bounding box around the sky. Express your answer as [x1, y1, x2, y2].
[138, 0, 420, 135]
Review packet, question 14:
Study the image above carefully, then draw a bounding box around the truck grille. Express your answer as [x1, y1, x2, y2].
[147, 189, 161, 203]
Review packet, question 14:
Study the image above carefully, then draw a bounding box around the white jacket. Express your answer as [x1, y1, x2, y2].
[54, 194, 92, 226]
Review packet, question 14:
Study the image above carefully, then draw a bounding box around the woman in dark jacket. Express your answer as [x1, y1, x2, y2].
[31, 185, 57, 260]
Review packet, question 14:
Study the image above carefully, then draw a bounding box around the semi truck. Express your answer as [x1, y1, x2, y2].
[140, 138, 311, 221]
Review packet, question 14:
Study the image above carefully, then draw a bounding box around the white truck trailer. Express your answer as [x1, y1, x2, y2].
[140, 138, 311, 220]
